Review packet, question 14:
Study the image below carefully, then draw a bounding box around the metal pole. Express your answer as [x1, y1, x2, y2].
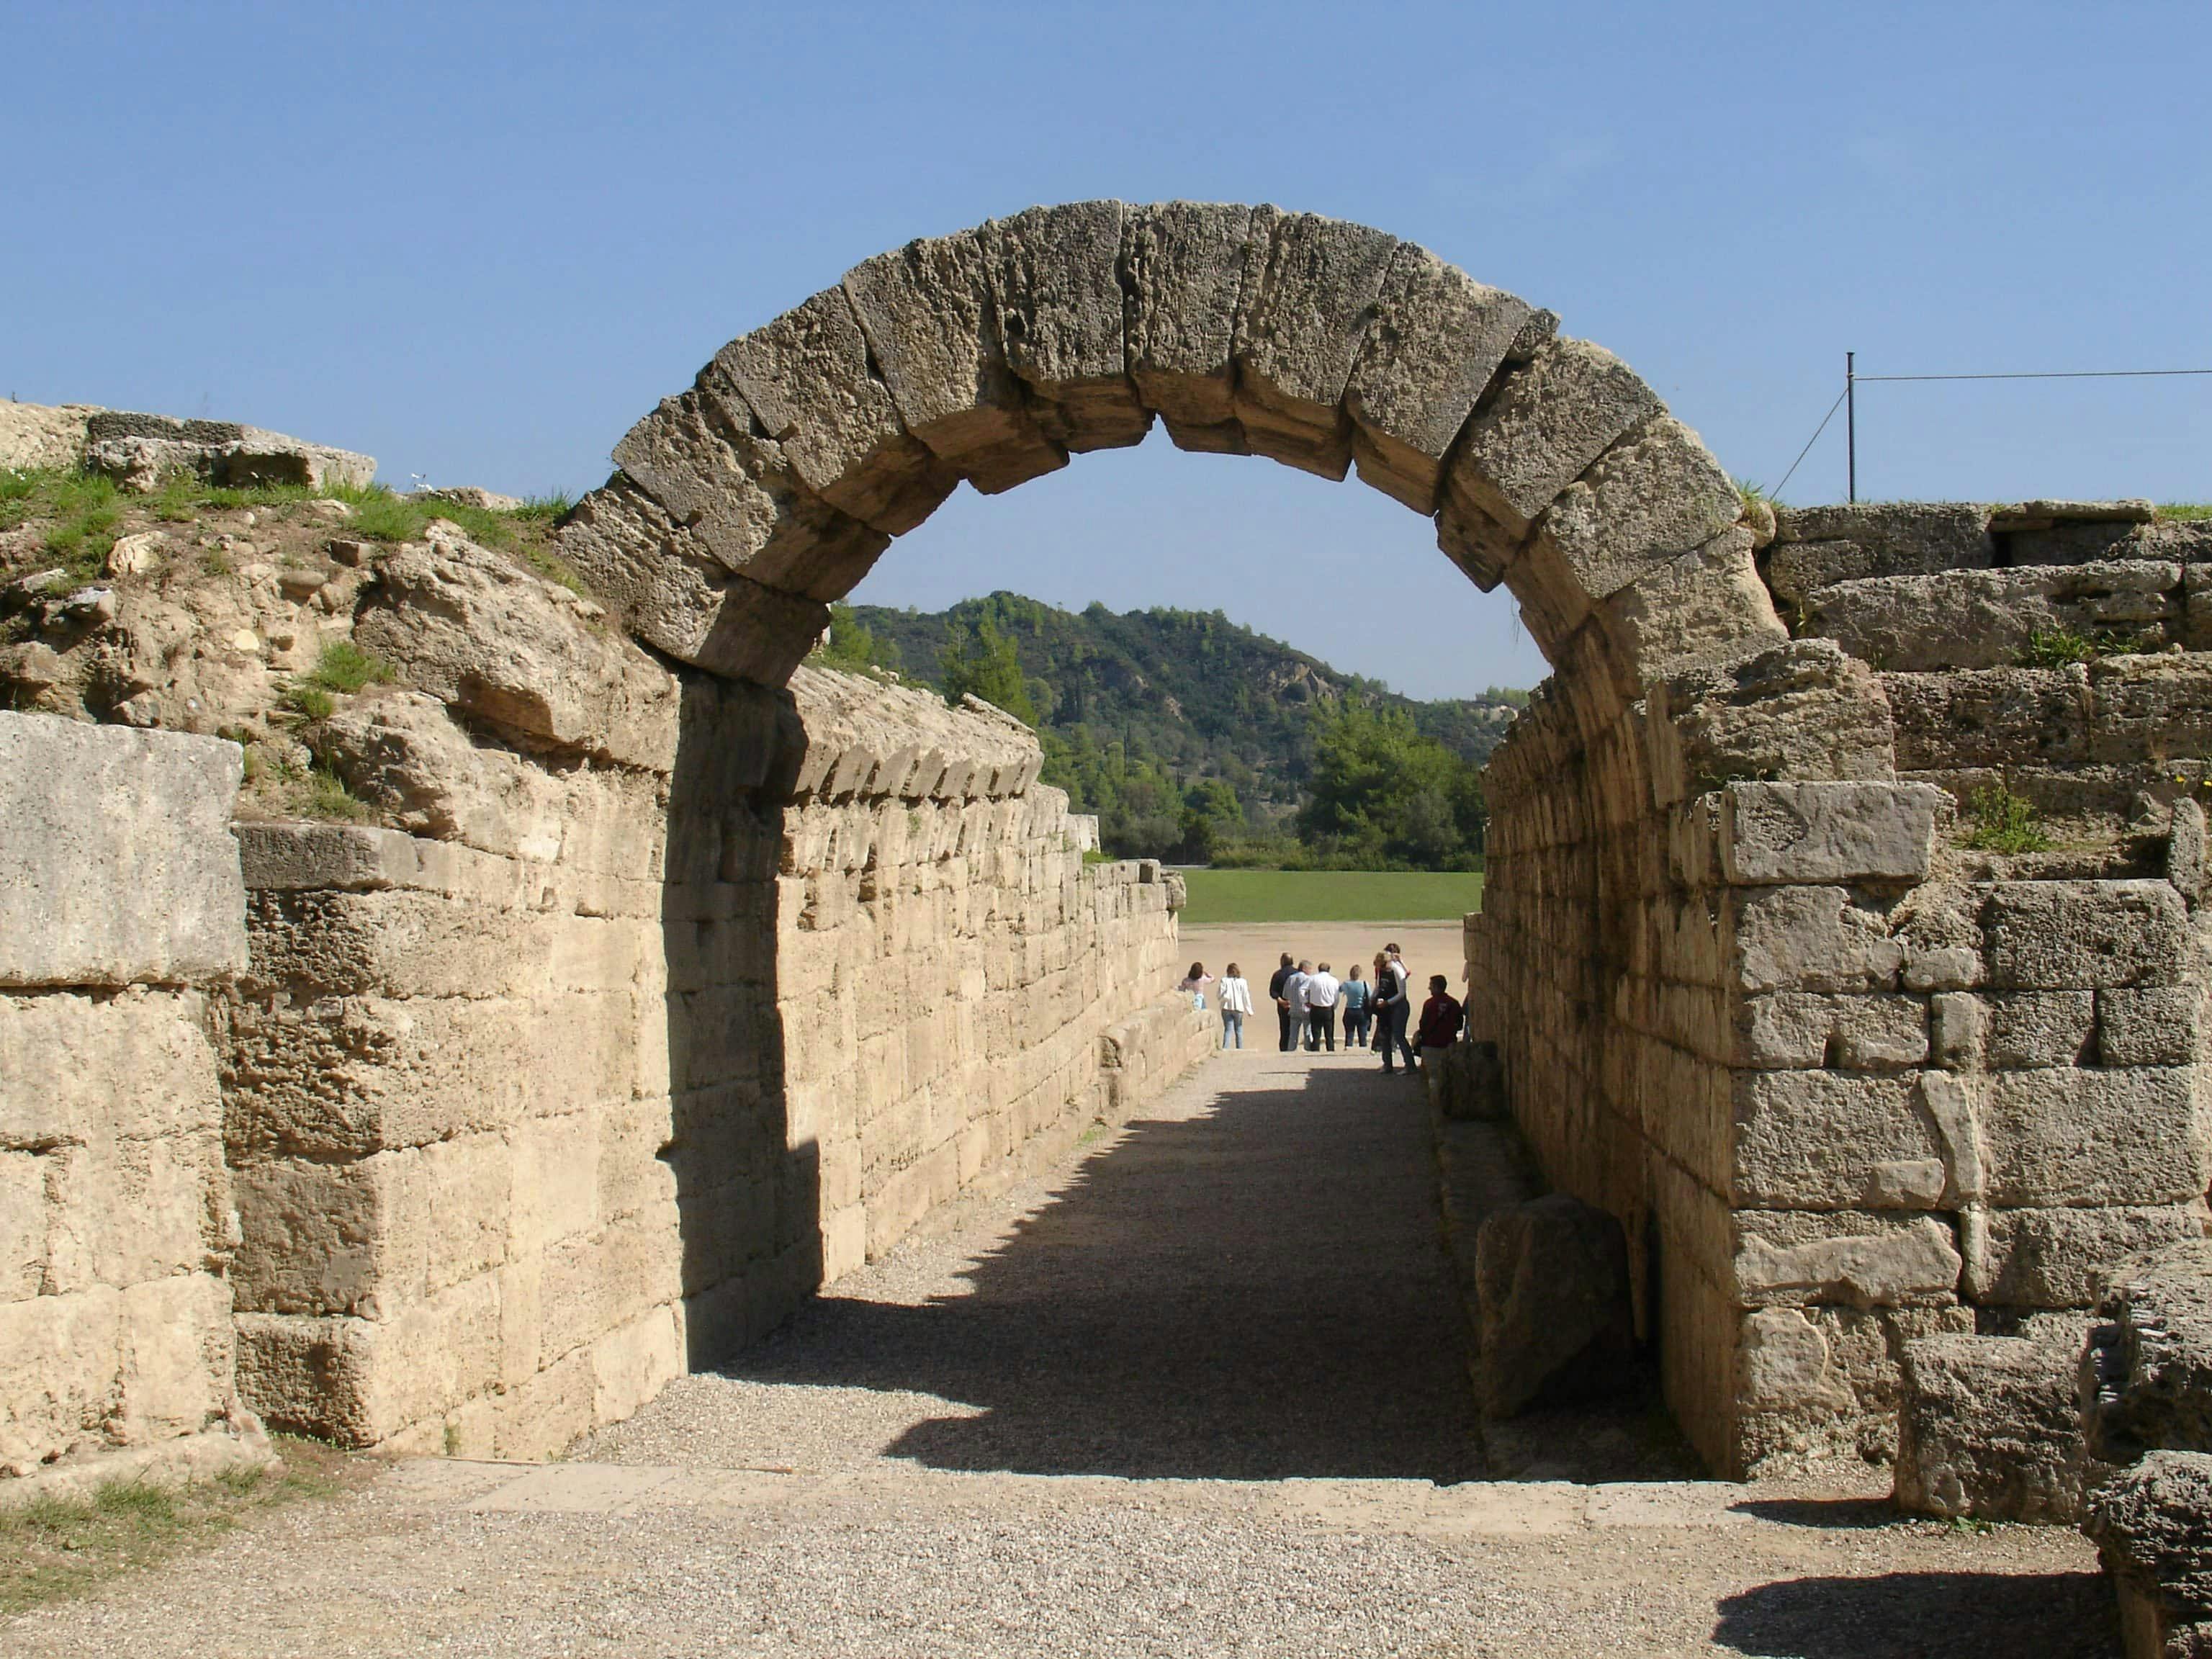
[1846, 351, 1856, 503]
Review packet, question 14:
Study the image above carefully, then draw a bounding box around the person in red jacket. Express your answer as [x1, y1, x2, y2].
[1415, 974, 1464, 1064]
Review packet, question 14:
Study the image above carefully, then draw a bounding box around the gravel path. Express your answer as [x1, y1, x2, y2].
[3, 1051, 2120, 1656]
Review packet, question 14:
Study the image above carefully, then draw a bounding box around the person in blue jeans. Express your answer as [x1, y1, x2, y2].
[1215, 962, 1254, 1048]
[1375, 943, 1417, 1074]
[1339, 963, 1372, 1048]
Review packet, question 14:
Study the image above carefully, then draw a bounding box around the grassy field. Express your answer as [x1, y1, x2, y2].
[1177, 870, 1485, 925]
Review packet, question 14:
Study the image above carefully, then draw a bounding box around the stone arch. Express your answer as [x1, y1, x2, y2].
[552, 202, 1918, 1479]
[554, 199, 1788, 709]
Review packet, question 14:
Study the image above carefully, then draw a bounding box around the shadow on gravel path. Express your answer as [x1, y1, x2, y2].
[1712, 1570, 2118, 1658]
[717, 1057, 1485, 1482]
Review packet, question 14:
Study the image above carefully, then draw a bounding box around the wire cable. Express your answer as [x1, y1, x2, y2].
[1772, 387, 1849, 499]
[1856, 368, 2212, 382]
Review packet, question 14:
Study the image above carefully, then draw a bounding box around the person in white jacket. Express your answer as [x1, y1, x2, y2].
[1214, 962, 1254, 1049]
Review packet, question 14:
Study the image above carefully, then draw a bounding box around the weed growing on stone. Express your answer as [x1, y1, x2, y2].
[2157, 503, 2212, 521]
[2018, 627, 2100, 667]
[302, 639, 395, 695]
[280, 685, 336, 721]
[37, 473, 125, 577]
[305, 764, 372, 820]
[1962, 783, 2051, 855]
[521, 543, 586, 596]
[0, 1439, 359, 1617]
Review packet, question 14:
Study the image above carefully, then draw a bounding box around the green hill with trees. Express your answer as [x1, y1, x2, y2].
[814, 593, 1528, 869]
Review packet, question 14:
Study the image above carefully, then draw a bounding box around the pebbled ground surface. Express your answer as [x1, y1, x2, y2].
[3, 1050, 2118, 1657]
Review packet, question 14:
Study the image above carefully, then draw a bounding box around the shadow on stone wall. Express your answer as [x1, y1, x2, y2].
[701, 1071, 1483, 1482]
[662, 674, 819, 1371]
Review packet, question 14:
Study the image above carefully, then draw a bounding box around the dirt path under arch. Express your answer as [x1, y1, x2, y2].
[4, 1053, 2116, 1656]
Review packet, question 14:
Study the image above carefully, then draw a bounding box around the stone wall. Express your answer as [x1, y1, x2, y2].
[0, 713, 257, 1486]
[212, 549, 1207, 1457]
[1473, 499, 2212, 1479]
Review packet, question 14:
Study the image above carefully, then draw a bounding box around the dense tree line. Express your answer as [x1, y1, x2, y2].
[809, 595, 1514, 869]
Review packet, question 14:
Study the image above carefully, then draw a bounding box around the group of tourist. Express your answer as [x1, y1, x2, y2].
[1179, 946, 1463, 1075]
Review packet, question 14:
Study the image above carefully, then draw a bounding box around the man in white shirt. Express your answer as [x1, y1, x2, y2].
[1302, 961, 1341, 1052]
[1284, 960, 1312, 1048]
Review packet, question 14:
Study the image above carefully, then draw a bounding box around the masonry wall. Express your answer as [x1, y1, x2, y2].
[213, 562, 1208, 1458]
[0, 714, 253, 1483]
[1475, 499, 2212, 1479]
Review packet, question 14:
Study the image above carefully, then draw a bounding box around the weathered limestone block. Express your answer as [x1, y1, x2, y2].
[842, 229, 1067, 493]
[0, 713, 245, 987]
[709, 288, 958, 535]
[1229, 207, 1401, 478]
[1893, 1333, 2087, 1521]
[1735, 991, 1929, 1071]
[1765, 503, 1995, 606]
[1341, 244, 1529, 511]
[2090, 653, 2212, 767]
[1473, 1194, 1635, 1416]
[608, 387, 889, 598]
[1984, 991, 2098, 1068]
[1735, 1210, 1962, 1308]
[230, 1136, 516, 1320]
[2083, 1239, 2212, 1464]
[222, 989, 639, 1164]
[1719, 780, 1941, 886]
[2101, 988, 2201, 1067]
[1730, 886, 1905, 994]
[1883, 667, 2089, 770]
[1804, 561, 2182, 671]
[981, 200, 1150, 453]
[1978, 1204, 2211, 1309]
[356, 526, 680, 769]
[0, 989, 226, 1153]
[1738, 1301, 1975, 1473]
[1648, 641, 1897, 805]
[1597, 528, 1789, 691]
[1982, 1068, 2208, 1208]
[1439, 337, 1662, 586]
[84, 410, 374, 494]
[1121, 199, 1255, 451]
[0, 399, 97, 471]
[1512, 416, 1743, 645]
[2084, 1452, 2212, 1657]
[1982, 881, 2188, 991]
[315, 693, 572, 858]
[1731, 1069, 1936, 1208]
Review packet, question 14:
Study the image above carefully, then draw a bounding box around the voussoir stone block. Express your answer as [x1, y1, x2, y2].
[608, 387, 889, 599]
[981, 200, 1150, 453]
[1439, 336, 1663, 575]
[1122, 199, 1256, 451]
[1228, 206, 1401, 480]
[1719, 780, 1941, 886]
[709, 288, 958, 535]
[1513, 415, 1744, 642]
[556, 480, 827, 686]
[1893, 1333, 2087, 1522]
[842, 229, 1068, 493]
[1341, 244, 1529, 512]
[1597, 528, 1789, 690]
[0, 713, 245, 987]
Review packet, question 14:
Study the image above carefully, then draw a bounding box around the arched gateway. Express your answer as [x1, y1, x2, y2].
[544, 201, 1977, 1481]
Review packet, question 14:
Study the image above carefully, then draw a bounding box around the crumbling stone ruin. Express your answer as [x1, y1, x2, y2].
[5, 202, 2212, 1633]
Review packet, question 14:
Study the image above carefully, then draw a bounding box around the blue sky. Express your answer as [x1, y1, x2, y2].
[6, 3, 2206, 697]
